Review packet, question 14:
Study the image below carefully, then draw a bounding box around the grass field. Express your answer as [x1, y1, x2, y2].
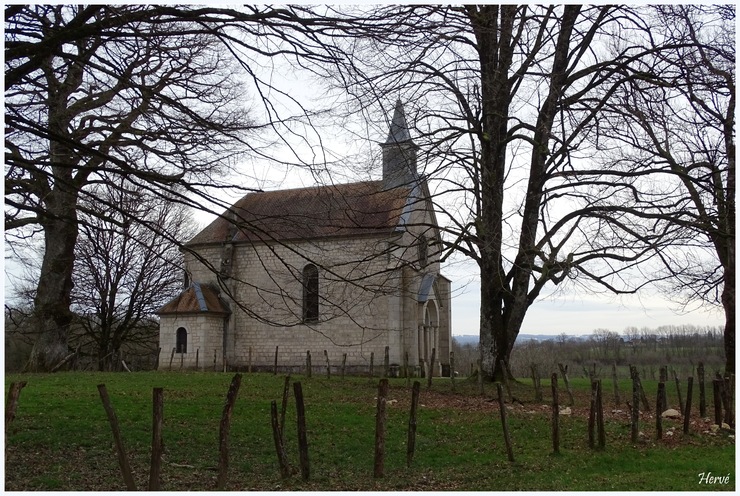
[4, 371, 735, 491]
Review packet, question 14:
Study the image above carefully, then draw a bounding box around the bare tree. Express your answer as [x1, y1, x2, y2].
[313, 5, 669, 379]
[4, 5, 349, 371]
[578, 6, 735, 373]
[71, 181, 197, 370]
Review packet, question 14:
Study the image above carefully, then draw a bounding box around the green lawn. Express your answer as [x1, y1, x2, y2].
[4, 372, 735, 491]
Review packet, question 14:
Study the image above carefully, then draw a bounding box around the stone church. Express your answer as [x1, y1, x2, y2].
[158, 101, 452, 375]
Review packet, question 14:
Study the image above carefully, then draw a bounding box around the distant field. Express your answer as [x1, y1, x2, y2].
[4, 372, 735, 491]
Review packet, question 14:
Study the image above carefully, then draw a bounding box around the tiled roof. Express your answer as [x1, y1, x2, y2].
[188, 180, 412, 245]
[157, 282, 230, 315]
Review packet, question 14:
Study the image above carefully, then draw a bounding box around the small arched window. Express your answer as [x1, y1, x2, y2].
[302, 264, 319, 323]
[176, 327, 188, 353]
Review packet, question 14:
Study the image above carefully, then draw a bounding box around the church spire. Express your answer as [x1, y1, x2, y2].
[381, 100, 419, 189]
[384, 99, 413, 144]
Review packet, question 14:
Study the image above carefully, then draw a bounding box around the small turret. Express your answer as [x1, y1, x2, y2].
[381, 100, 419, 189]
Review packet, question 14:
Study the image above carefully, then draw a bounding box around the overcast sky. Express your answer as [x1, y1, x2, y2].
[448, 275, 724, 338]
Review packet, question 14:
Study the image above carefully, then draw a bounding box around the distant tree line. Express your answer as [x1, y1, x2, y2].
[452, 324, 725, 380]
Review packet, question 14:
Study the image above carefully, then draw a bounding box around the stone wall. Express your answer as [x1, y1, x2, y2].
[178, 193, 451, 374]
[158, 313, 225, 370]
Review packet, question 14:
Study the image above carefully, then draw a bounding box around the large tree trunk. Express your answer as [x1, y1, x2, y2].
[28, 212, 79, 372]
[476, 6, 580, 381]
[25, 49, 86, 372]
[470, 5, 516, 381]
[722, 261, 735, 375]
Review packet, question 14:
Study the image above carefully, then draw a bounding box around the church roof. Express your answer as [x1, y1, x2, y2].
[188, 180, 414, 245]
[157, 282, 230, 315]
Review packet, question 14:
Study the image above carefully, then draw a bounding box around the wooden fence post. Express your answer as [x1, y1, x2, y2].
[698, 362, 706, 417]
[683, 376, 694, 435]
[216, 373, 243, 490]
[404, 351, 410, 387]
[630, 365, 651, 412]
[551, 373, 560, 454]
[324, 350, 331, 379]
[558, 363, 574, 406]
[154, 347, 161, 371]
[149, 388, 164, 491]
[723, 374, 734, 427]
[631, 371, 640, 443]
[450, 352, 456, 392]
[588, 380, 597, 449]
[501, 360, 512, 402]
[531, 364, 542, 402]
[659, 366, 668, 413]
[611, 363, 620, 407]
[169, 348, 176, 371]
[713, 379, 723, 426]
[497, 383, 515, 462]
[426, 348, 436, 390]
[180, 349, 184, 370]
[306, 351, 312, 378]
[5, 381, 27, 426]
[195, 348, 199, 371]
[271, 400, 290, 479]
[656, 382, 665, 440]
[596, 380, 605, 449]
[248, 346, 252, 374]
[274, 346, 279, 376]
[294, 382, 310, 480]
[280, 375, 290, 446]
[374, 379, 389, 478]
[370, 352, 375, 378]
[673, 370, 683, 413]
[341, 354, 347, 380]
[97, 384, 137, 491]
[383, 346, 390, 379]
[477, 359, 484, 396]
[407, 381, 421, 467]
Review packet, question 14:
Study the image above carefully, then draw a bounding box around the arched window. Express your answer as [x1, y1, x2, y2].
[302, 264, 319, 323]
[418, 236, 428, 266]
[176, 327, 188, 353]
